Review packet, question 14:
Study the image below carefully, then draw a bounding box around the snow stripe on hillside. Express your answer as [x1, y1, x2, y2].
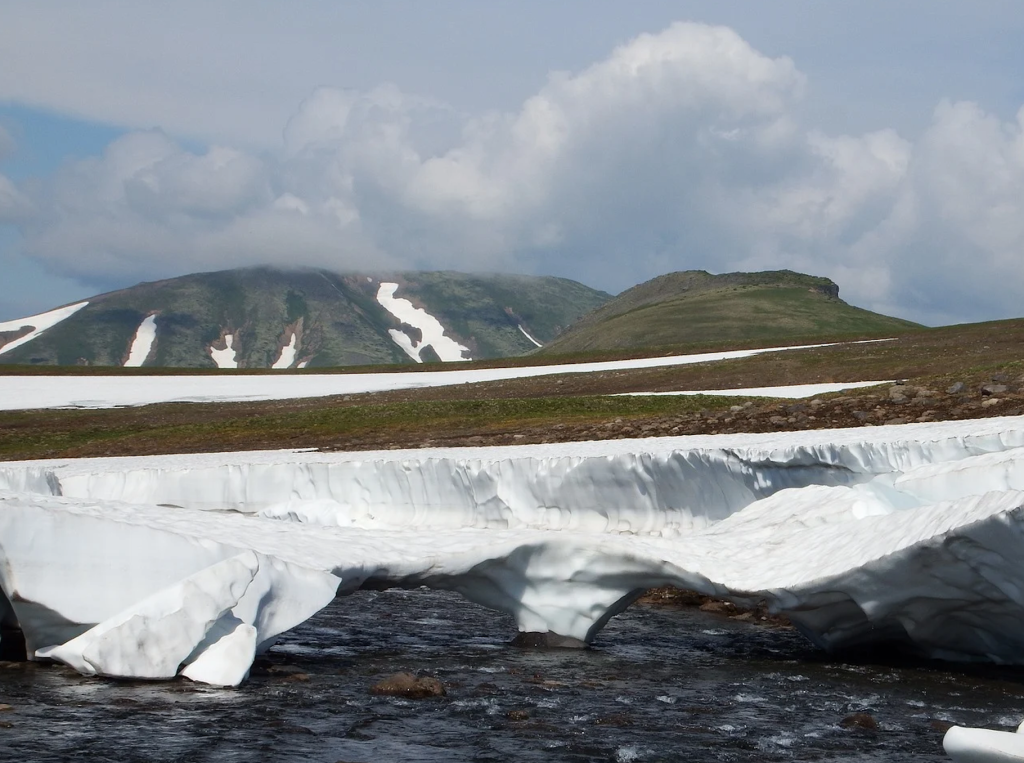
[619, 381, 893, 399]
[209, 335, 239, 369]
[387, 329, 421, 362]
[518, 325, 543, 348]
[376, 282, 471, 362]
[272, 334, 298, 369]
[0, 302, 89, 356]
[124, 315, 158, 367]
[0, 339, 891, 410]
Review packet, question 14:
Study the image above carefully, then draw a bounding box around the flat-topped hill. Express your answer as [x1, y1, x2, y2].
[539, 270, 920, 354]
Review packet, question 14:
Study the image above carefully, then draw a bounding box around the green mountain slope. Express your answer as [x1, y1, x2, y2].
[539, 270, 921, 354]
[0, 268, 611, 368]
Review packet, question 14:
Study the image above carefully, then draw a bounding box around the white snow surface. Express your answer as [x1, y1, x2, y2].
[0, 339, 870, 411]
[123, 315, 158, 367]
[0, 301, 89, 356]
[944, 722, 1024, 762]
[619, 381, 894, 399]
[209, 334, 239, 369]
[272, 333, 297, 369]
[518, 325, 543, 348]
[387, 328, 421, 362]
[6, 416, 1024, 685]
[376, 281, 471, 362]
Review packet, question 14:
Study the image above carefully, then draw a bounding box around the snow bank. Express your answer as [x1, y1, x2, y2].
[19, 417, 1023, 532]
[6, 416, 1024, 685]
[37, 552, 261, 680]
[944, 722, 1024, 762]
[376, 282, 471, 362]
[0, 338, 884, 410]
[0, 301, 89, 356]
[124, 315, 158, 367]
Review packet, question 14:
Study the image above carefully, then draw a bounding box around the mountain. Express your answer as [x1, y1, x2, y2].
[538, 270, 921, 354]
[0, 268, 611, 368]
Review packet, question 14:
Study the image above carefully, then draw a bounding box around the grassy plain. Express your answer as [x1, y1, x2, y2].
[0, 394, 736, 460]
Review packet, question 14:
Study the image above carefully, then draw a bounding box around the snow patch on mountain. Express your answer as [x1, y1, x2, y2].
[387, 328, 420, 362]
[272, 333, 298, 369]
[518, 325, 543, 348]
[209, 334, 239, 369]
[376, 282, 471, 362]
[0, 301, 89, 356]
[124, 315, 158, 367]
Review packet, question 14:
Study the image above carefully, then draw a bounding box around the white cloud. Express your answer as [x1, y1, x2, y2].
[386, 22, 807, 276]
[15, 127, 400, 283]
[125, 144, 270, 219]
[0, 124, 14, 161]
[866, 102, 1024, 323]
[0, 174, 31, 224]
[0, 128, 23, 223]
[5, 21, 1024, 324]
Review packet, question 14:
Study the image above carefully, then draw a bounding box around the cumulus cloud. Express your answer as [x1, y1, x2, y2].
[5, 21, 1024, 324]
[868, 102, 1024, 323]
[12, 127, 397, 284]
[381, 23, 804, 275]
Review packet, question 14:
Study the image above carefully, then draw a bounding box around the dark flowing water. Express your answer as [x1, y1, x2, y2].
[3, 589, 1024, 762]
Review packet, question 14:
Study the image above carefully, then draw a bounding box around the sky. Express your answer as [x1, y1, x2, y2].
[1, 1, 1023, 326]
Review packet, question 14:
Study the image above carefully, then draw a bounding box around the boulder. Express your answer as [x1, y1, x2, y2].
[841, 713, 878, 730]
[370, 672, 445, 699]
[511, 631, 588, 649]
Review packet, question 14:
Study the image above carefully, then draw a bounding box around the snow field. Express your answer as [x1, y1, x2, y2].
[619, 380, 893, 398]
[0, 338, 889, 410]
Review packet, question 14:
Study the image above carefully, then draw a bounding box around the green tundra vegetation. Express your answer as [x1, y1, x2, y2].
[539, 270, 920, 354]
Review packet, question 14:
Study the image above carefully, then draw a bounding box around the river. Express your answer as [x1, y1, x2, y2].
[3, 589, 1023, 762]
